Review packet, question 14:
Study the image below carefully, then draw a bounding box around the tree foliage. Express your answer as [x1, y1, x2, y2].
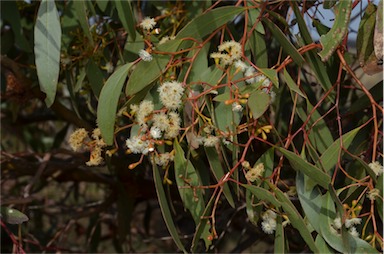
[1, 0, 383, 253]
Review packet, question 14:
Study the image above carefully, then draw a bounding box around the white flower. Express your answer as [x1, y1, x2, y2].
[69, 128, 88, 152]
[349, 227, 360, 237]
[234, 60, 248, 72]
[105, 62, 114, 74]
[332, 217, 342, 229]
[140, 17, 156, 30]
[86, 146, 104, 166]
[232, 102, 243, 112]
[203, 136, 220, 147]
[261, 210, 277, 234]
[136, 100, 154, 125]
[245, 66, 257, 84]
[150, 126, 162, 139]
[255, 74, 270, 87]
[345, 218, 362, 228]
[164, 112, 181, 139]
[126, 135, 150, 155]
[369, 161, 383, 176]
[367, 188, 381, 201]
[158, 81, 185, 110]
[218, 40, 242, 60]
[138, 49, 153, 62]
[245, 163, 265, 182]
[152, 112, 170, 131]
[154, 152, 175, 166]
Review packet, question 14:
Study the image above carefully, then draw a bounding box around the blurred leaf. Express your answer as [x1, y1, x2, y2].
[278, 148, 331, 189]
[374, 0, 383, 61]
[34, 0, 62, 107]
[316, 127, 361, 172]
[87, 215, 101, 253]
[204, 147, 235, 207]
[174, 140, 211, 249]
[1, 1, 31, 52]
[376, 174, 383, 220]
[296, 101, 334, 154]
[0, 207, 29, 224]
[349, 82, 383, 114]
[215, 102, 242, 133]
[115, 0, 136, 41]
[262, 18, 304, 66]
[319, 1, 352, 61]
[323, 0, 337, 9]
[313, 19, 331, 36]
[291, 2, 335, 103]
[152, 163, 187, 253]
[272, 187, 319, 253]
[86, 59, 105, 98]
[176, 6, 244, 40]
[96, 0, 109, 12]
[98, 63, 133, 145]
[259, 68, 279, 88]
[116, 190, 134, 243]
[242, 185, 281, 208]
[315, 234, 335, 253]
[73, 1, 94, 47]
[274, 213, 285, 253]
[125, 39, 182, 96]
[283, 68, 306, 98]
[319, 192, 377, 253]
[248, 91, 270, 120]
[247, 6, 267, 67]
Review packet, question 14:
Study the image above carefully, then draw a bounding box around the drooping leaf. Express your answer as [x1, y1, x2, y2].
[272, 186, 319, 253]
[86, 59, 105, 98]
[204, 147, 235, 208]
[152, 163, 187, 253]
[318, 1, 352, 61]
[374, 0, 383, 61]
[315, 234, 335, 253]
[73, 1, 94, 47]
[242, 185, 281, 208]
[274, 213, 285, 253]
[98, 63, 133, 145]
[174, 140, 212, 249]
[262, 18, 304, 66]
[125, 39, 182, 96]
[115, 0, 136, 41]
[34, 0, 62, 107]
[176, 6, 244, 40]
[248, 90, 270, 120]
[0, 207, 29, 224]
[283, 68, 306, 99]
[278, 148, 331, 189]
[316, 127, 361, 172]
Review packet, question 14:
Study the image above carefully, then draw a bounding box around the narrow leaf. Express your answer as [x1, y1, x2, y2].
[152, 164, 187, 253]
[319, 1, 352, 61]
[242, 184, 281, 208]
[115, 0, 136, 41]
[34, 0, 61, 107]
[176, 6, 244, 40]
[262, 18, 304, 66]
[317, 127, 361, 172]
[283, 68, 306, 98]
[97, 63, 133, 145]
[274, 214, 285, 253]
[73, 1, 94, 47]
[278, 148, 331, 189]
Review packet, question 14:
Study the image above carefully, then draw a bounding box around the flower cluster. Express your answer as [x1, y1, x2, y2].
[368, 161, 383, 176]
[125, 81, 185, 167]
[139, 17, 156, 30]
[210, 40, 242, 66]
[332, 216, 362, 237]
[243, 162, 265, 182]
[261, 210, 277, 234]
[68, 128, 107, 166]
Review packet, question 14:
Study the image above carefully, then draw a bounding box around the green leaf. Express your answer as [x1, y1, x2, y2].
[73, 1, 94, 47]
[283, 68, 306, 98]
[242, 185, 281, 208]
[96, 0, 109, 12]
[248, 91, 270, 120]
[319, 1, 352, 61]
[278, 148, 331, 189]
[274, 214, 285, 253]
[34, 0, 62, 107]
[98, 63, 133, 145]
[0, 207, 29, 224]
[315, 234, 335, 253]
[262, 18, 304, 66]
[115, 0, 136, 41]
[291, 2, 335, 103]
[125, 39, 182, 96]
[319, 192, 377, 253]
[316, 127, 361, 172]
[323, 0, 337, 9]
[174, 140, 211, 249]
[176, 6, 244, 40]
[204, 147, 235, 207]
[152, 163, 187, 253]
[259, 68, 279, 88]
[86, 59, 105, 98]
[272, 187, 319, 253]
